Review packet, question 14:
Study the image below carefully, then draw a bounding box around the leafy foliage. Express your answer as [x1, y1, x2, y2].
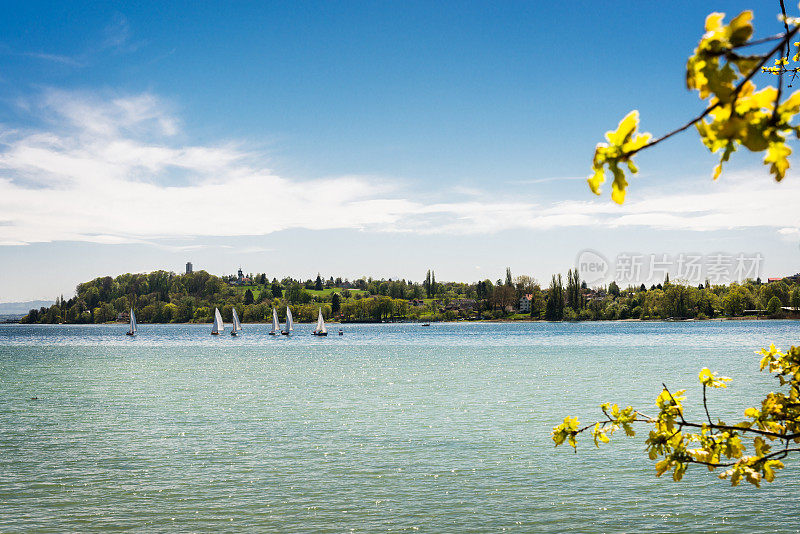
[588, 111, 651, 204]
[590, 7, 800, 202]
[552, 345, 800, 487]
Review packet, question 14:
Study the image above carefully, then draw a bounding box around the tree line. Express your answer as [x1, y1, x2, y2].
[18, 268, 800, 324]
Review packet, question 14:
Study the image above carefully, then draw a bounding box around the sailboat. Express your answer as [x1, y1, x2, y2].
[230, 308, 242, 336]
[269, 307, 280, 335]
[313, 308, 328, 336]
[281, 307, 293, 335]
[126, 308, 137, 336]
[211, 307, 224, 335]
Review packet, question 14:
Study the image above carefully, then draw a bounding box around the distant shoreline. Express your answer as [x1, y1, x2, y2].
[5, 316, 797, 326]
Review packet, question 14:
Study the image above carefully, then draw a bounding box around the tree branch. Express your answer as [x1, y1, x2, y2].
[569, 414, 800, 442]
[575, 416, 654, 434]
[626, 25, 800, 158]
[677, 419, 800, 441]
[685, 446, 800, 468]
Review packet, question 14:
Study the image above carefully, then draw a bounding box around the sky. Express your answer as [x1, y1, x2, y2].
[1, 1, 799, 302]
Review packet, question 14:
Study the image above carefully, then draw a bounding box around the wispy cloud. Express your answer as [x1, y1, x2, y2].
[20, 51, 84, 67]
[0, 89, 797, 246]
[101, 13, 145, 53]
[0, 13, 142, 74]
[0, 43, 84, 68]
[510, 176, 588, 185]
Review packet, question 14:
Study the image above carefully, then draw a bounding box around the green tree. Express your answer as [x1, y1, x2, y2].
[545, 274, 565, 321]
[791, 286, 800, 309]
[244, 288, 254, 305]
[424, 270, 432, 298]
[331, 292, 341, 314]
[608, 281, 621, 298]
[566, 268, 582, 311]
[723, 285, 753, 316]
[271, 282, 283, 299]
[315, 273, 323, 291]
[528, 285, 546, 318]
[766, 295, 783, 317]
[492, 284, 516, 313]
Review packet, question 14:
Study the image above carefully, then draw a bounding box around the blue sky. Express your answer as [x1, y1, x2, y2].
[1, 1, 799, 301]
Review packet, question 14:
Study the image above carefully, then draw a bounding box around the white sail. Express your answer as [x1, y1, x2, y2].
[231, 308, 242, 333]
[212, 308, 224, 334]
[314, 308, 327, 334]
[286, 307, 294, 332]
[129, 308, 137, 334]
[271, 308, 279, 334]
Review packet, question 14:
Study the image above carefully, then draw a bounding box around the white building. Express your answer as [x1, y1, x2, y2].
[519, 294, 532, 313]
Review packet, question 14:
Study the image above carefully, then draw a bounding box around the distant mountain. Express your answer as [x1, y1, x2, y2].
[0, 300, 54, 314]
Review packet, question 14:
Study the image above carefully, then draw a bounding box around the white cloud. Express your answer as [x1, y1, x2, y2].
[0, 89, 798, 246]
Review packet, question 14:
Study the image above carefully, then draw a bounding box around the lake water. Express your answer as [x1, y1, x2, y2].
[1, 321, 799, 532]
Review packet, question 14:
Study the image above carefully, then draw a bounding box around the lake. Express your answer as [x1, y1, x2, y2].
[1, 321, 798, 532]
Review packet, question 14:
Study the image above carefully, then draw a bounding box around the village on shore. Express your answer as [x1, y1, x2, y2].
[16, 262, 800, 325]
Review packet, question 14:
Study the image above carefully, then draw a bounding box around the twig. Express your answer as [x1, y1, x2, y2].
[733, 33, 786, 48]
[662, 383, 688, 424]
[702, 384, 714, 429]
[773, 0, 791, 121]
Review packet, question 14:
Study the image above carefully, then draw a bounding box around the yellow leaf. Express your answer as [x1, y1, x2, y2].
[655, 459, 671, 477]
[712, 162, 723, 180]
[587, 166, 605, 196]
[611, 182, 626, 204]
[728, 11, 754, 45]
[753, 436, 770, 456]
[764, 142, 791, 181]
[705, 12, 725, 32]
[778, 90, 800, 114]
[698, 368, 714, 385]
[605, 110, 639, 146]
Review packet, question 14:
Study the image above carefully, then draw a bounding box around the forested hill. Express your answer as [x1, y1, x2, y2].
[20, 270, 342, 325]
[18, 269, 800, 325]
